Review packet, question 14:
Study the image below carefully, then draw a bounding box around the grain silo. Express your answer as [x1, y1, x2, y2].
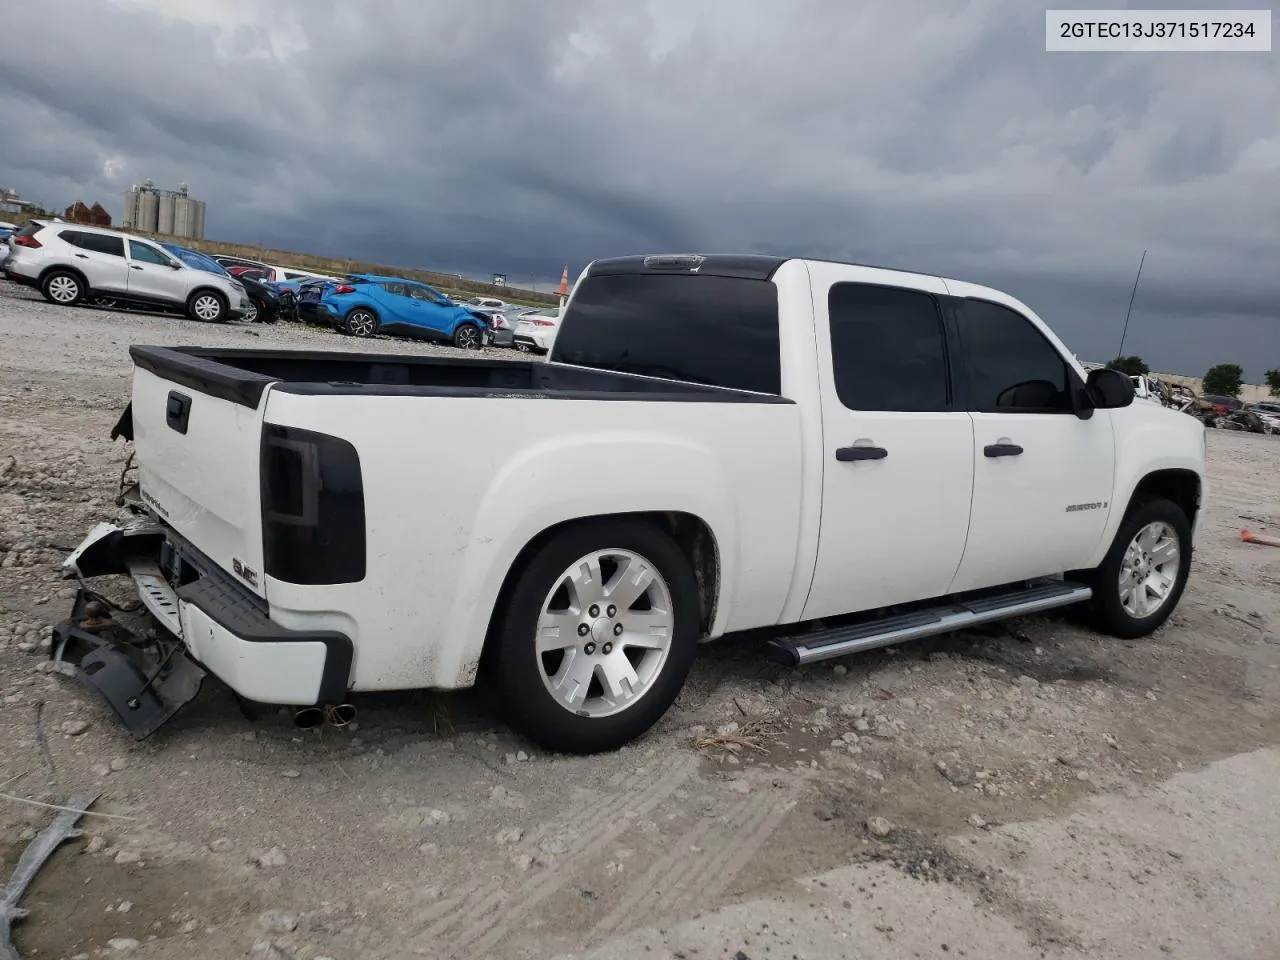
[122, 187, 139, 229]
[192, 199, 206, 240]
[172, 196, 194, 238]
[157, 194, 176, 235]
[136, 191, 159, 232]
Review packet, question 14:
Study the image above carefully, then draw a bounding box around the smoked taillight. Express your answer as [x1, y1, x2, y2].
[14, 235, 41, 248]
[260, 424, 365, 585]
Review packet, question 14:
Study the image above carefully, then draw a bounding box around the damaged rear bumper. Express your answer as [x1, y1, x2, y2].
[53, 518, 354, 738]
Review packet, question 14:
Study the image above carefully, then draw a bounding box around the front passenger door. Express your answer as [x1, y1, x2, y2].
[800, 266, 976, 622]
[946, 294, 1115, 593]
[125, 240, 186, 307]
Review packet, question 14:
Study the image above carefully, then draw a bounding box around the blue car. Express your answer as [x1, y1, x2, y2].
[300, 273, 493, 348]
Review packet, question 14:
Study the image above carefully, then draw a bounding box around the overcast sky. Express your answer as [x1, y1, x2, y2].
[1, 0, 1276, 379]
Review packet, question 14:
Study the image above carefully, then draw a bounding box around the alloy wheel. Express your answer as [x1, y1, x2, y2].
[535, 548, 675, 719]
[1118, 521, 1180, 618]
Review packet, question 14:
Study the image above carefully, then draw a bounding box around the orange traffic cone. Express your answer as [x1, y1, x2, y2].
[1241, 529, 1280, 548]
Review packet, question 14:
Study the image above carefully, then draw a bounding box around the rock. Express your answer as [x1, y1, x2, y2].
[258, 910, 298, 933]
[60, 718, 92, 736]
[495, 827, 524, 846]
[897, 697, 917, 710]
[92, 763, 112, 778]
[254, 846, 288, 868]
[489, 785, 508, 802]
[833, 664, 848, 676]
[418, 842, 438, 855]
[715, 721, 740, 736]
[114, 849, 141, 865]
[281, 770, 301, 779]
[250, 942, 292, 959]
[1015, 675, 1039, 688]
[1104, 733, 1119, 749]
[181, 920, 199, 934]
[86, 835, 107, 854]
[516, 750, 529, 762]
[866, 817, 893, 838]
[110, 757, 128, 772]
[967, 814, 987, 828]
[539, 837, 568, 856]
[118, 901, 133, 913]
[839, 704, 866, 718]
[840, 732, 859, 744]
[107, 938, 140, 951]
[424, 808, 451, 826]
[208, 837, 234, 853]
[853, 718, 871, 733]
[511, 853, 534, 871]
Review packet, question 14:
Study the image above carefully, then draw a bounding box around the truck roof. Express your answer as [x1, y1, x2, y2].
[584, 253, 995, 294]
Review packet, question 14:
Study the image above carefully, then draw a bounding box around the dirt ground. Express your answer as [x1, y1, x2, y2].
[1, 284, 1278, 960]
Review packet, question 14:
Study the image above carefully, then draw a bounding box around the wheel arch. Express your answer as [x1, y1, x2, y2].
[345, 303, 379, 322]
[188, 285, 228, 306]
[477, 510, 722, 675]
[38, 264, 89, 291]
[1126, 468, 1201, 528]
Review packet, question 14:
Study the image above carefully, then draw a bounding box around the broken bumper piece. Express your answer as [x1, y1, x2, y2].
[52, 588, 205, 740]
[53, 519, 355, 737]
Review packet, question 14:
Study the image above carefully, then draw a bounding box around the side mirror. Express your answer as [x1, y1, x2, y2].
[1085, 368, 1135, 410]
[169, 261, 182, 269]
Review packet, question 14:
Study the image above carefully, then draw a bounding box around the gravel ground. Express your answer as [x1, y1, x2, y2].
[1, 283, 1279, 960]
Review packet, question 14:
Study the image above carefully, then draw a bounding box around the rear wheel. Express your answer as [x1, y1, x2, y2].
[243, 299, 259, 323]
[1076, 496, 1192, 639]
[453, 322, 482, 350]
[188, 290, 227, 323]
[41, 271, 84, 306]
[488, 520, 700, 754]
[346, 308, 378, 338]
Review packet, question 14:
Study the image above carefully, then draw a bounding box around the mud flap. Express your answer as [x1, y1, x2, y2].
[50, 590, 204, 739]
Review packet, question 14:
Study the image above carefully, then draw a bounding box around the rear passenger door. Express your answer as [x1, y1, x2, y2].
[374, 282, 412, 326]
[62, 231, 130, 293]
[945, 294, 1115, 592]
[801, 264, 975, 621]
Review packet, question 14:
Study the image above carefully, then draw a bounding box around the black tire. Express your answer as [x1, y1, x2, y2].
[453, 322, 482, 349]
[346, 308, 378, 338]
[187, 289, 227, 323]
[41, 270, 85, 306]
[1075, 496, 1192, 639]
[488, 519, 700, 754]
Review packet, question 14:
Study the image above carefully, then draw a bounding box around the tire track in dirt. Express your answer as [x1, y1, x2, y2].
[405, 752, 700, 958]
[589, 773, 808, 942]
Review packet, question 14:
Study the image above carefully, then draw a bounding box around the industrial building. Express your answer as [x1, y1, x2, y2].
[122, 180, 206, 240]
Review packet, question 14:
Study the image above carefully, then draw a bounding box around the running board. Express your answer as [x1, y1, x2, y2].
[766, 581, 1093, 667]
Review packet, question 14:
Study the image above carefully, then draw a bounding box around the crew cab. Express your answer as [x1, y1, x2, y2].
[56, 254, 1206, 753]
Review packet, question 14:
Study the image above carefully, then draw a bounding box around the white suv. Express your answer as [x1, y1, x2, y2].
[3, 223, 251, 322]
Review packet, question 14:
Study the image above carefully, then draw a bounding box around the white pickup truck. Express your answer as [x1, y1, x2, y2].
[56, 254, 1207, 753]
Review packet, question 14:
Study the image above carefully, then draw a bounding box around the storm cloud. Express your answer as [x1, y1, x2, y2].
[1, 0, 1276, 378]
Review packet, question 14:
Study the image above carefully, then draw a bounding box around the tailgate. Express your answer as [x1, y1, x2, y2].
[130, 360, 270, 598]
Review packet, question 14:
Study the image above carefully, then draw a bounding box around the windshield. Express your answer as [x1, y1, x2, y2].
[162, 244, 229, 276]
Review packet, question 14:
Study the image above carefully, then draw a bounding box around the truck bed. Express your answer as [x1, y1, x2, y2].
[130, 346, 792, 409]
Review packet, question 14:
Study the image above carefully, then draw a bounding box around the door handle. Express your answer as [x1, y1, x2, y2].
[130, 265, 144, 271]
[836, 445, 888, 462]
[75, 254, 89, 259]
[984, 442, 1024, 458]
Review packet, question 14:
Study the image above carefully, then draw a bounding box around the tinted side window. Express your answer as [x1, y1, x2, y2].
[77, 234, 125, 257]
[381, 282, 408, 297]
[551, 274, 781, 395]
[956, 299, 1073, 412]
[828, 283, 950, 412]
[128, 240, 171, 265]
[58, 230, 85, 247]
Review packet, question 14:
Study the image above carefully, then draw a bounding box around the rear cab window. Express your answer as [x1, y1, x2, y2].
[551, 264, 782, 395]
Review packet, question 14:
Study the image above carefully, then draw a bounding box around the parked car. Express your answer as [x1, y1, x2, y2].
[0, 222, 16, 243]
[300, 273, 493, 347]
[211, 254, 339, 285]
[3, 223, 251, 322]
[512, 308, 561, 354]
[1247, 402, 1280, 434]
[56, 252, 1205, 755]
[161, 243, 283, 323]
[1203, 394, 1242, 416]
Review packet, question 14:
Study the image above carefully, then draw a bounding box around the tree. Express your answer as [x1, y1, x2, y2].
[1107, 356, 1149, 377]
[1202, 363, 1244, 398]
[1266, 368, 1280, 398]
